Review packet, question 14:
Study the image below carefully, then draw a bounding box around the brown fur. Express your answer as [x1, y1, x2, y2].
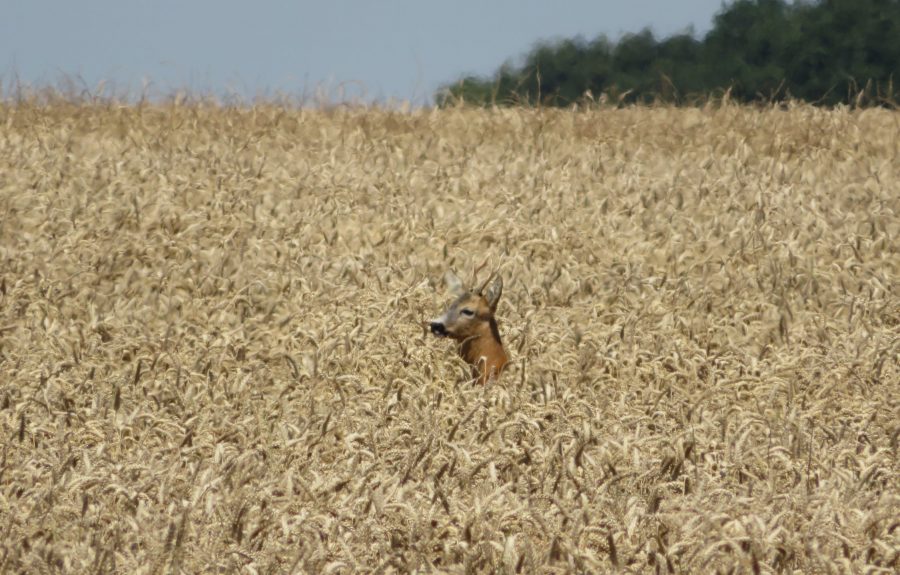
[430, 273, 508, 385]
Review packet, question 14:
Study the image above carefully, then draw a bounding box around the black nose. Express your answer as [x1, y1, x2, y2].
[430, 322, 447, 336]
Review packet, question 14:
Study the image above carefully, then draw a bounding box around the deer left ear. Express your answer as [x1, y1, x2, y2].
[484, 276, 503, 311]
[444, 270, 466, 296]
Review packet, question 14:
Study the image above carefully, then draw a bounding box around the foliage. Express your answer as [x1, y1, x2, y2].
[437, 0, 900, 106]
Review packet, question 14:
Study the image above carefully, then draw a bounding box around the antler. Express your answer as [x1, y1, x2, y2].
[473, 257, 505, 295]
[470, 257, 489, 290]
[477, 271, 495, 295]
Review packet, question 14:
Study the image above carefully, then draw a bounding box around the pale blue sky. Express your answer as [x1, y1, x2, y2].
[2, 0, 727, 104]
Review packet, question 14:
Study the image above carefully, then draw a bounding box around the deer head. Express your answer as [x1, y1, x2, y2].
[430, 270, 508, 385]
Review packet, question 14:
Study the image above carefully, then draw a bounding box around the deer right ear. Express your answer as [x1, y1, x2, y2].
[444, 270, 466, 296]
[485, 275, 503, 311]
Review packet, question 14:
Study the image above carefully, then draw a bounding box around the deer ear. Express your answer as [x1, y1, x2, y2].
[444, 270, 466, 296]
[484, 276, 503, 311]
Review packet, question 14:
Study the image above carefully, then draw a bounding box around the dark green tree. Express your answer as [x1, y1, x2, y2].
[436, 0, 900, 107]
[787, 0, 900, 103]
[703, 0, 797, 100]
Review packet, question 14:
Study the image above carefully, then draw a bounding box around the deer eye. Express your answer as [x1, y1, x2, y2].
[460, 309, 475, 317]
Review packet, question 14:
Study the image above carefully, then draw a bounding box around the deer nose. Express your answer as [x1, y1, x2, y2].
[430, 322, 448, 337]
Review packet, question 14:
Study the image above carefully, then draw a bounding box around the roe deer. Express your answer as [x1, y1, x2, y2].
[429, 270, 508, 385]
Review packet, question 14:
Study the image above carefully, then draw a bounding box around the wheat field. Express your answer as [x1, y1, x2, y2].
[0, 99, 898, 574]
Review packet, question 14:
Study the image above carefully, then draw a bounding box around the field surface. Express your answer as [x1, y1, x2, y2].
[1, 101, 898, 573]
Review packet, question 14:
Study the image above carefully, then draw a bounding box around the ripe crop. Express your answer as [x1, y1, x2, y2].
[1, 99, 897, 573]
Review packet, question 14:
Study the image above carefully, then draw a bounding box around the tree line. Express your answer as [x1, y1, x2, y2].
[437, 0, 900, 107]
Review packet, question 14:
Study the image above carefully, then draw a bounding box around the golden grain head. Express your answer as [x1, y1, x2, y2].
[0, 100, 898, 573]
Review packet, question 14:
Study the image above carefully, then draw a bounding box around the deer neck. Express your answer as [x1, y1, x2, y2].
[459, 319, 508, 384]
